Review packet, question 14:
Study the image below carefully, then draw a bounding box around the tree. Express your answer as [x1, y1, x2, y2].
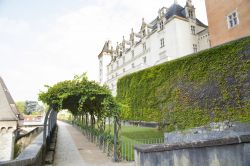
[16, 101, 26, 114]
[25, 101, 38, 115]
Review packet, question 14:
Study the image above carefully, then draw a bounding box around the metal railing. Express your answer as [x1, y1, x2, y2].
[120, 137, 164, 161]
[43, 109, 57, 144]
[74, 124, 115, 159]
[0, 109, 57, 166]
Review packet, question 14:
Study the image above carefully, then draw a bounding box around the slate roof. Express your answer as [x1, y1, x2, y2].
[150, 3, 207, 31]
[0, 77, 24, 121]
[165, 3, 186, 19]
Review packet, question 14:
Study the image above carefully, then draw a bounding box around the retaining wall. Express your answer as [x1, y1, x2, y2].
[0, 132, 44, 166]
[16, 127, 43, 155]
[134, 132, 250, 166]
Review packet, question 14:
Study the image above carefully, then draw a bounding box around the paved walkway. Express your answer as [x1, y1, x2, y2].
[54, 121, 134, 166]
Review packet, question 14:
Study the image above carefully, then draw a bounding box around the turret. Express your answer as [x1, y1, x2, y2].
[185, 0, 196, 20]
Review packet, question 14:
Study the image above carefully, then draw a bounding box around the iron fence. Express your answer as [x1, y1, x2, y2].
[120, 137, 164, 161]
[75, 125, 115, 159]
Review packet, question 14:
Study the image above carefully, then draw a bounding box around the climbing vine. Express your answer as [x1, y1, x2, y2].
[39, 73, 121, 134]
[117, 36, 250, 131]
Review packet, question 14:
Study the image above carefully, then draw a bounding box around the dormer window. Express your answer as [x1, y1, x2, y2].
[188, 10, 194, 18]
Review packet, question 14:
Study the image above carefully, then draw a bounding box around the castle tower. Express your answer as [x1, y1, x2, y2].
[98, 41, 112, 85]
[185, 0, 196, 20]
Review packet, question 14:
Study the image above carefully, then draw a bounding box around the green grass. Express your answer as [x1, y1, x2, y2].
[105, 125, 164, 140]
[105, 125, 164, 161]
[120, 126, 164, 140]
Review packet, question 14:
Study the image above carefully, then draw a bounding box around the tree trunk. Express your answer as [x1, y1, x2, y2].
[86, 113, 88, 126]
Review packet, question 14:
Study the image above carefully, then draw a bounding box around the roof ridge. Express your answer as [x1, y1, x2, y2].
[0, 77, 23, 121]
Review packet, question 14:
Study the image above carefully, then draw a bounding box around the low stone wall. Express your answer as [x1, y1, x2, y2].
[134, 132, 250, 166]
[0, 132, 44, 166]
[16, 127, 43, 156]
[121, 120, 158, 128]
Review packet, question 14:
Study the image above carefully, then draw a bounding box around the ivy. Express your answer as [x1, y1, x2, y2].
[117, 36, 250, 130]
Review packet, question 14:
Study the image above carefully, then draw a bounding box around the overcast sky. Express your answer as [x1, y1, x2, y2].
[0, 0, 208, 101]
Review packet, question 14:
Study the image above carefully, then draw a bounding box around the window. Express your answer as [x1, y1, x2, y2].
[193, 44, 197, 53]
[191, 26, 195, 35]
[123, 68, 125, 73]
[188, 10, 193, 18]
[159, 21, 164, 30]
[123, 56, 125, 64]
[143, 43, 147, 51]
[132, 63, 135, 68]
[116, 72, 118, 77]
[131, 50, 135, 58]
[227, 11, 239, 28]
[143, 57, 146, 64]
[160, 38, 165, 48]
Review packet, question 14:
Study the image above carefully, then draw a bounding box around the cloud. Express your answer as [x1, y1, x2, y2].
[0, 0, 207, 101]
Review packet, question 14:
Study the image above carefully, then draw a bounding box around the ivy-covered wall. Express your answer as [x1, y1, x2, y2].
[116, 36, 250, 130]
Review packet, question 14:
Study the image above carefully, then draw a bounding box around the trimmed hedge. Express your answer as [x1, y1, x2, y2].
[116, 36, 250, 130]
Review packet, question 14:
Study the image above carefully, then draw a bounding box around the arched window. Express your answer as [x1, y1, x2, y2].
[1, 127, 7, 133]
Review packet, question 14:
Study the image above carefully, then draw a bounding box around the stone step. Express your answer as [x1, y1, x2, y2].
[45, 151, 54, 164]
[49, 142, 56, 151]
[51, 135, 57, 143]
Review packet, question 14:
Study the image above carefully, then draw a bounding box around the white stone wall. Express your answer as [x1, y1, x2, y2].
[99, 6, 210, 95]
[0, 121, 17, 161]
[198, 29, 210, 51]
[99, 53, 111, 85]
[104, 17, 209, 96]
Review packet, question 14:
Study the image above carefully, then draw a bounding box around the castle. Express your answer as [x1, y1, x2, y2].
[98, 0, 210, 95]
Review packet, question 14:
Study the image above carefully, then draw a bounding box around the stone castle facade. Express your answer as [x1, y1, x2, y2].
[98, 0, 210, 95]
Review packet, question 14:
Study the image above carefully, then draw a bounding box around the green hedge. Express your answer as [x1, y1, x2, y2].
[117, 36, 250, 130]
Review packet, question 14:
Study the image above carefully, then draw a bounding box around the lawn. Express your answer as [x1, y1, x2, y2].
[105, 125, 164, 140]
[105, 125, 164, 161]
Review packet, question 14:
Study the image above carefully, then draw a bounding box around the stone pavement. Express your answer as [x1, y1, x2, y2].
[53, 121, 134, 166]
